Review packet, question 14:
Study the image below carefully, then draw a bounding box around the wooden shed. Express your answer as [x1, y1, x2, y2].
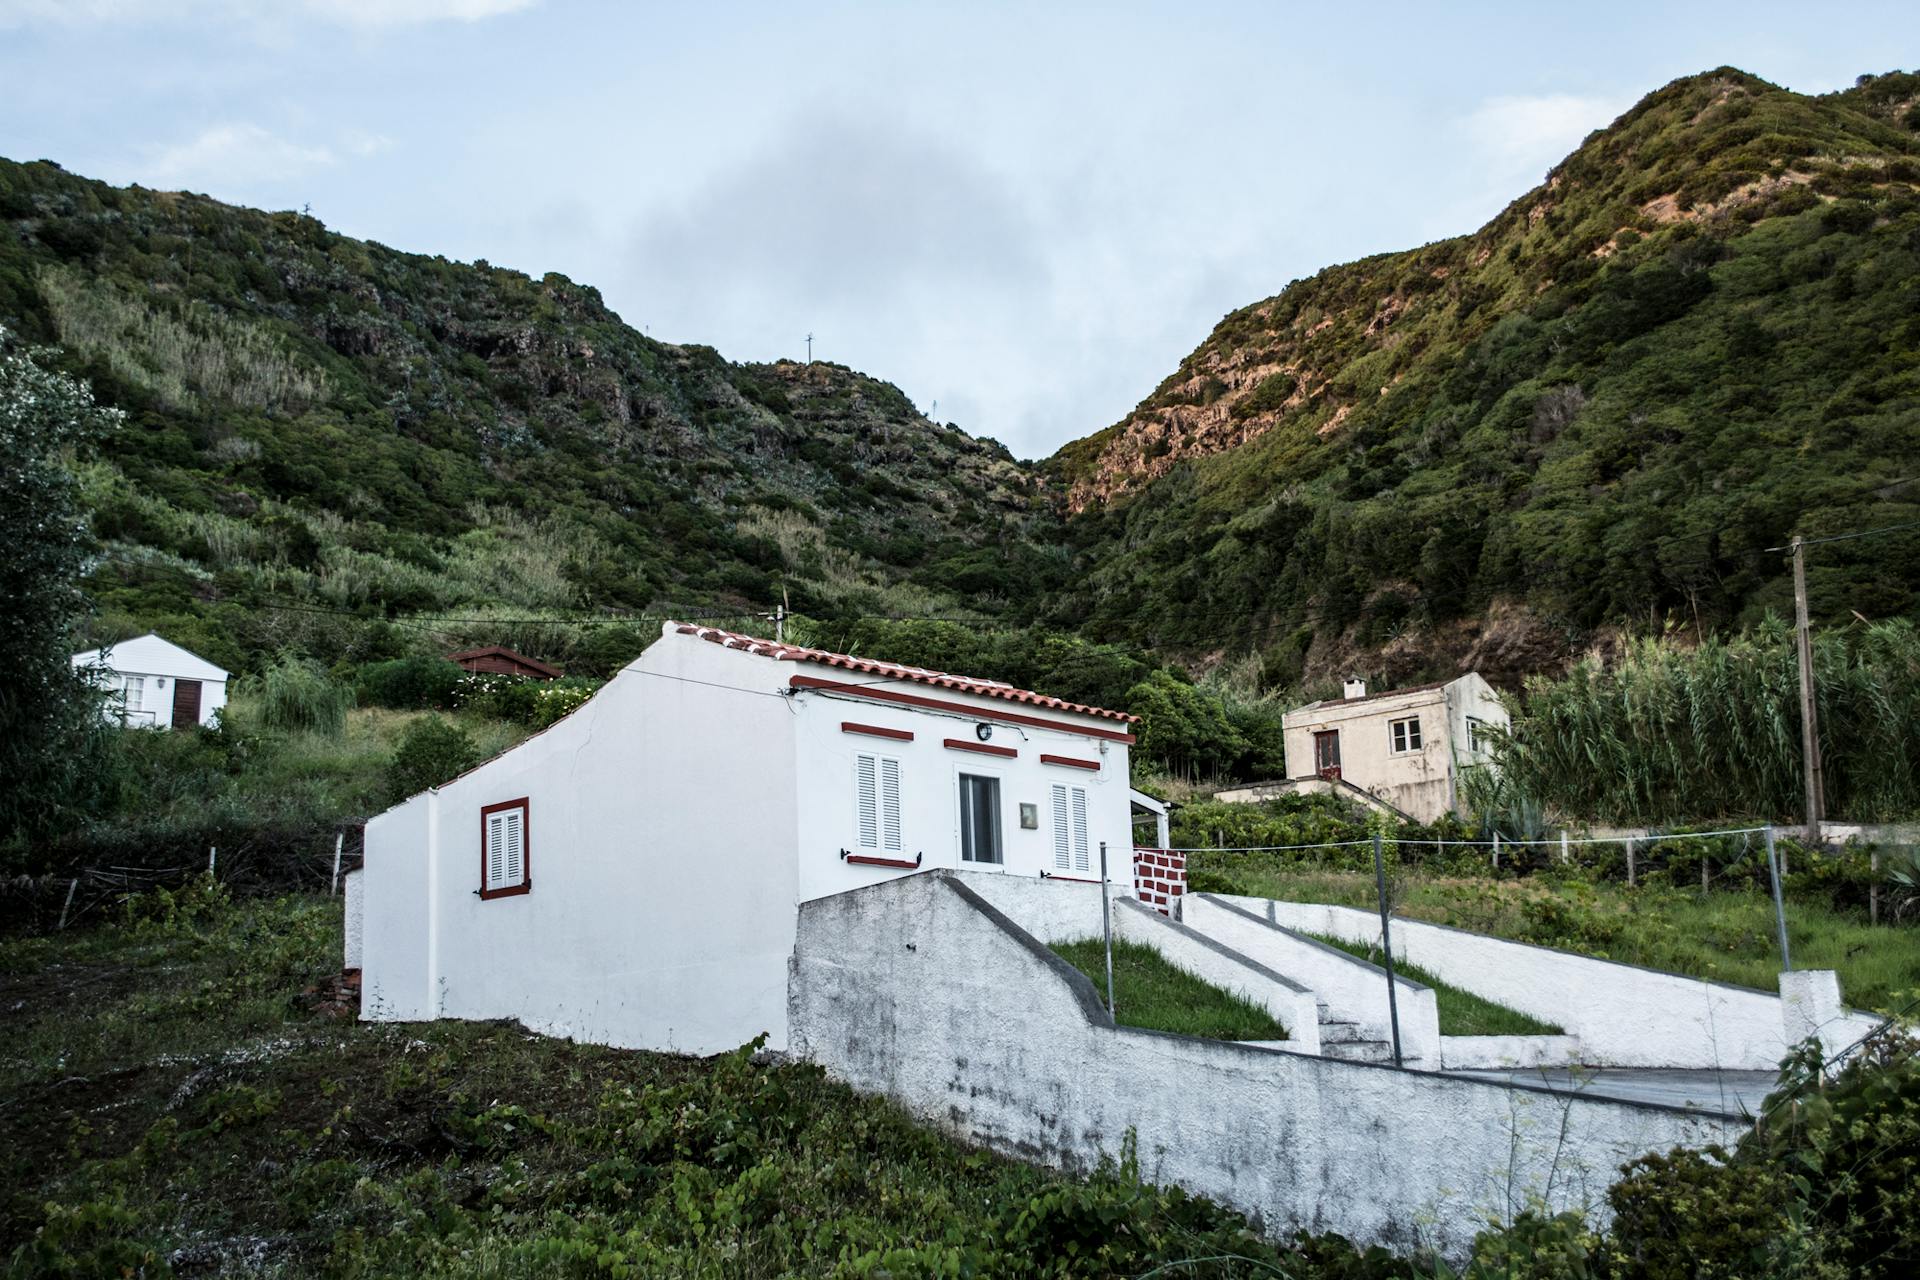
[447, 646, 563, 680]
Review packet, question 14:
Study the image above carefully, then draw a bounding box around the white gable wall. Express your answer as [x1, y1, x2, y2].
[361, 630, 800, 1053]
[792, 681, 1134, 903]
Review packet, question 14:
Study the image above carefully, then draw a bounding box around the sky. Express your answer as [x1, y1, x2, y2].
[2, 1, 1915, 460]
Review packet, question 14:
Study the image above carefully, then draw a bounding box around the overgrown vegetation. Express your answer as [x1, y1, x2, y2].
[1049, 69, 1920, 689]
[1050, 937, 1288, 1041]
[1493, 618, 1920, 823]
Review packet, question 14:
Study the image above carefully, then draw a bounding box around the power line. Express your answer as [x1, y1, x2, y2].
[1765, 517, 1920, 552]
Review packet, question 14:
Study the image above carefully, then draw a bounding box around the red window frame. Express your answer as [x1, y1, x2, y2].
[479, 797, 532, 900]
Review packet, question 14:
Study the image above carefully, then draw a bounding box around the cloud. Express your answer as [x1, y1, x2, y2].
[1461, 93, 1629, 174]
[142, 123, 339, 189]
[0, 0, 536, 27]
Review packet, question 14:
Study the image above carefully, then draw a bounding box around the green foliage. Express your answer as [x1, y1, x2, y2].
[248, 652, 352, 736]
[453, 671, 602, 727]
[385, 715, 481, 801]
[1048, 70, 1920, 671]
[0, 326, 122, 850]
[355, 655, 467, 710]
[1051, 938, 1289, 1040]
[1495, 619, 1920, 823]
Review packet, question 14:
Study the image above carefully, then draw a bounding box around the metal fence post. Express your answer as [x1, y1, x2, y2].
[1371, 833, 1404, 1068]
[331, 832, 344, 896]
[207, 846, 217, 877]
[1492, 831, 1500, 872]
[1626, 837, 1636, 888]
[1098, 841, 1116, 1018]
[1765, 825, 1791, 972]
[1871, 847, 1880, 925]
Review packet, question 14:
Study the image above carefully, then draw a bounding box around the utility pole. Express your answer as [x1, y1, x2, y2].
[805, 332, 813, 362]
[1790, 536, 1824, 842]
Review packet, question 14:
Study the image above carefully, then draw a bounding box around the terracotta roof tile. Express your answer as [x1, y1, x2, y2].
[673, 624, 1139, 723]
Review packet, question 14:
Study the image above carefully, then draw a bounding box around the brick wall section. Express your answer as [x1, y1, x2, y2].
[1132, 848, 1187, 915]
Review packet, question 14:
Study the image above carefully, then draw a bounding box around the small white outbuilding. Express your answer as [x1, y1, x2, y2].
[353, 622, 1142, 1054]
[70, 632, 229, 730]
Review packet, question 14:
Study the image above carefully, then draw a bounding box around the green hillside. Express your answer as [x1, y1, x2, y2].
[1046, 69, 1920, 687]
[0, 158, 1056, 675]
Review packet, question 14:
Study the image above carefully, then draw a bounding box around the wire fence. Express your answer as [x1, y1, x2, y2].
[1, 822, 365, 933]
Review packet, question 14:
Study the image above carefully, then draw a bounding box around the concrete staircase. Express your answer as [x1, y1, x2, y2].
[1317, 1007, 1395, 1063]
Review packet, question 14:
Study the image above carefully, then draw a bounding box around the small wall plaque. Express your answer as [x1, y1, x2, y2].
[1019, 803, 1038, 829]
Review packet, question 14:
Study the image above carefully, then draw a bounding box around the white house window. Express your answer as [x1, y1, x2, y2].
[855, 754, 904, 853]
[1389, 716, 1423, 754]
[1466, 716, 1491, 755]
[959, 773, 1002, 864]
[481, 798, 530, 899]
[123, 675, 145, 714]
[1050, 783, 1091, 873]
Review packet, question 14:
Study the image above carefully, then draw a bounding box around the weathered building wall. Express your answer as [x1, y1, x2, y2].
[789, 871, 1745, 1259]
[1223, 897, 1884, 1068]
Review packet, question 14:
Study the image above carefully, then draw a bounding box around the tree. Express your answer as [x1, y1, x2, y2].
[0, 327, 122, 849]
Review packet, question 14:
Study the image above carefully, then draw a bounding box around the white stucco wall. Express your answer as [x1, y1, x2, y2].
[789, 680, 1134, 904]
[361, 632, 801, 1054]
[1182, 894, 1440, 1066]
[1225, 897, 1884, 1069]
[788, 870, 1746, 1260]
[342, 867, 364, 970]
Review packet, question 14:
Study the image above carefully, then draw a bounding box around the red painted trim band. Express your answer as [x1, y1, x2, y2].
[479, 797, 531, 900]
[841, 721, 914, 741]
[790, 675, 1137, 744]
[943, 737, 1017, 758]
[1040, 753, 1100, 771]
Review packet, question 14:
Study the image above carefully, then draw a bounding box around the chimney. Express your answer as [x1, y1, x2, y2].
[1343, 677, 1367, 700]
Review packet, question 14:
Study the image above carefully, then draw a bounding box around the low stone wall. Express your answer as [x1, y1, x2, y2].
[789, 870, 1746, 1259]
[1132, 847, 1187, 914]
[1217, 896, 1884, 1069]
[1182, 893, 1441, 1067]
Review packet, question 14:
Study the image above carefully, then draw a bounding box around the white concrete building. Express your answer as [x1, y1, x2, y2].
[354, 622, 1140, 1054]
[1228, 674, 1507, 823]
[70, 632, 228, 730]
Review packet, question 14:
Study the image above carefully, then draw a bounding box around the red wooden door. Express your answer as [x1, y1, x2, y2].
[1314, 729, 1341, 778]
[171, 680, 202, 729]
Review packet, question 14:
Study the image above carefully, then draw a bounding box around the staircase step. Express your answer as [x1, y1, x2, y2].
[1317, 1020, 1369, 1043]
[1322, 1039, 1394, 1063]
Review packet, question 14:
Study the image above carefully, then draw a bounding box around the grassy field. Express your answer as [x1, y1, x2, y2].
[1050, 938, 1287, 1041]
[1301, 935, 1562, 1037]
[1193, 856, 1920, 1015]
[0, 888, 1384, 1279]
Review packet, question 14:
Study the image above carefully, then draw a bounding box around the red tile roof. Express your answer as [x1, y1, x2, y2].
[673, 624, 1139, 723]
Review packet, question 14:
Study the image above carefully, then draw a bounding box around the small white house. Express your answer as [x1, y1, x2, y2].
[71, 632, 229, 730]
[353, 622, 1140, 1054]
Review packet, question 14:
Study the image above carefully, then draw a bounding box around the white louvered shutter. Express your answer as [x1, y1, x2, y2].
[1070, 787, 1090, 873]
[880, 757, 902, 852]
[501, 808, 524, 887]
[486, 812, 506, 889]
[856, 754, 880, 848]
[1050, 784, 1070, 869]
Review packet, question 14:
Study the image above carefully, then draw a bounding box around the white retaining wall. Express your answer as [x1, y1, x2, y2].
[789, 870, 1746, 1259]
[342, 867, 363, 970]
[1182, 894, 1441, 1067]
[1110, 896, 1324, 1054]
[1218, 897, 1883, 1068]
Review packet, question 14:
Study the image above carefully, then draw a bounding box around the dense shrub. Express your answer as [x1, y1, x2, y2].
[250, 654, 352, 736]
[355, 656, 466, 710]
[453, 673, 601, 727]
[385, 717, 480, 802]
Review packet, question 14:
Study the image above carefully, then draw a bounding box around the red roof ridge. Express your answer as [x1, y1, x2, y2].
[671, 623, 1139, 723]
